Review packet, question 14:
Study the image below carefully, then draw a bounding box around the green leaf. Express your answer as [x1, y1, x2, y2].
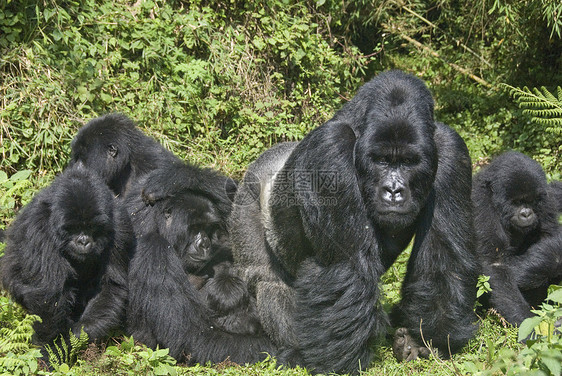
[546, 287, 562, 304]
[518, 316, 543, 342]
[541, 356, 561, 376]
[44, 8, 55, 22]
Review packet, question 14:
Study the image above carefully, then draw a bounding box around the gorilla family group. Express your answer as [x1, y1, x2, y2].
[1, 70, 561, 374]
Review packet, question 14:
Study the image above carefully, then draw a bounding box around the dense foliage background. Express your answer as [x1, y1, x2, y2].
[1, 0, 561, 375]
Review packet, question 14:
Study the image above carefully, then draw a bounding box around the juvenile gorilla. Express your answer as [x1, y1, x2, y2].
[230, 70, 478, 374]
[71, 115, 270, 363]
[70, 113, 236, 214]
[125, 169, 272, 364]
[472, 151, 562, 325]
[126, 167, 263, 336]
[0, 166, 133, 347]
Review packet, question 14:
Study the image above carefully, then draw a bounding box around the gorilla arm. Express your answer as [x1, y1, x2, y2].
[127, 232, 274, 365]
[392, 123, 478, 355]
[1, 198, 79, 343]
[73, 208, 133, 339]
[268, 121, 389, 374]
[507, 230, 562, 290]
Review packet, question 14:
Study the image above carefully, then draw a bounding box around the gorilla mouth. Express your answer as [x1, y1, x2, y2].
[70, 243, 93, 255]
[377, 205, 414, 216]
[186, 254, 210, 263]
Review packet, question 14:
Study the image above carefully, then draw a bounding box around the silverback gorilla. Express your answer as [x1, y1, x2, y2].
[472, 151, 562, 325]
[0, 166, 133, 348]
[229, 70, 479, 374]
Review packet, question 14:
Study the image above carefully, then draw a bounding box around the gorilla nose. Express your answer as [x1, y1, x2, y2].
[77, 234, 89, 245]
[520, 208, 532, 219]
[76, 234, 92, 250]
[382, 184, 405, 203]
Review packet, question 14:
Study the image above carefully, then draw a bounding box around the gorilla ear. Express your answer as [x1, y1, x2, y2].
[334, 121, 358, 165]
[339, 122, 357, 145]
[108, 144, 118, 158]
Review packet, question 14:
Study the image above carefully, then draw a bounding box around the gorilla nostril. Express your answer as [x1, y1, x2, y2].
[520, 208, 532, 218]
[76, 234, 92, 249]
[383, 184, 405, 202]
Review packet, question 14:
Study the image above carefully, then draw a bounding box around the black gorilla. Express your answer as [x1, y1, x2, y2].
[70, 113, 236, 209]
[71, 117, 272, 364]
[472, 151, 562, 325]
[70, 113, 174, 197]
[126, 166, 264, 337]
[0, 166, 133, 346]
[548, 180, 562, 213]
[125, 168, 273, 364]
[229, 70, 478, 374]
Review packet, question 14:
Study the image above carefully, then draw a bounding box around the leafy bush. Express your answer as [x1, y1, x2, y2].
[91, 336, 178, 376]
[0, 295, 42, 376]
[462, 286, 562, 376]
[0, 0, 367, 177]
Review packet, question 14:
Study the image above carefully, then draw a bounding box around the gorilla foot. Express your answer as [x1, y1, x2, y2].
[392, 328, 431, 362]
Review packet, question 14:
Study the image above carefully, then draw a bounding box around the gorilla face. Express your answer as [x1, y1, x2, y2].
[70, 114, 138, 194]
[155, 192, 230, 274]
[356, 119, 437, 229]
[50, 170, 115, 263]
[501, 174, 545, 234]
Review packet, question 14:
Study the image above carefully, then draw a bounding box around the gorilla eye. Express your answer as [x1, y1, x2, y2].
[402, 157, 419, 166]
[371, 154, 391, 165]
[108, 144, 118, 158]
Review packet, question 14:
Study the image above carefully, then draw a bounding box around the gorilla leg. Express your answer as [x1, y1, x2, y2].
[128, 232, 274, 364]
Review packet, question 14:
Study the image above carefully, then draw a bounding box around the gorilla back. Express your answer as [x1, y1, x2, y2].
[230, 70, 478, 374]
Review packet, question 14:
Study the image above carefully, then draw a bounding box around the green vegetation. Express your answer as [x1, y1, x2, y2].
[1, 0, 561, 374]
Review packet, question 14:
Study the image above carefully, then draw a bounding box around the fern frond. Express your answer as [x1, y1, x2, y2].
[69, 328, 89, 361]
[0, 314, 39, 354]
[502, 83, 562, 129]
[44, 337, 66, 370]
[45, 329, 89, 371]
[0, 354, 27, 370]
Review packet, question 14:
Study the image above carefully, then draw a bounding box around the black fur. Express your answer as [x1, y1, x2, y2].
[548, 180, 562, 213]
[472, 151, 562, 325]
[124, 165, 273, 364]
[200, 262, 263, 336]
[230, 70, 478, 374]
[70, 113, 175, 197]
[70, 113, 236, 208]
[70, 114, 270, 362]
[0, 166, 133, 346]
